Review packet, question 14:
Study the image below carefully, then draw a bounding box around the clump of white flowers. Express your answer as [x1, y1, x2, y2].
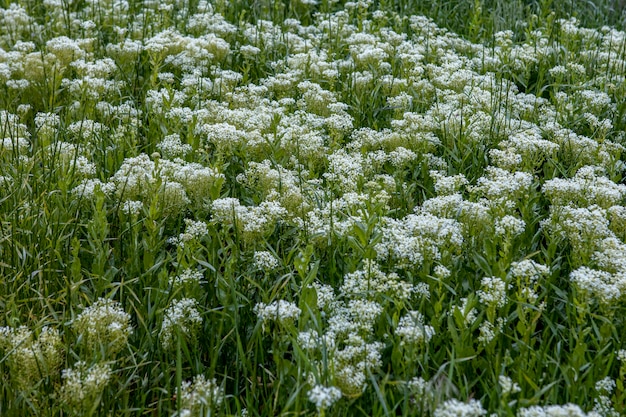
[498, 375, 521, 395]
[517, 404, 596, 417]
[477, 276, 509, 309]
[395, 311, 435, 346]
[34, 111, 60, 142]
[307, 385, 342, 413]
[593, 377, 618, 417]
[430, 171, 469, 196]
[254, 300, 301, 329]
[171, 268, 205, 289]
[122, 200, 144, 216]
[471, 166, 532, 203]
[494, 215, 526, 238]
[375, 212, 463, 269]
[298, 270, 389, 398]
[509, 259, 550, 304]
[160, 298, 203, 350]
[109, 153, 224, 214]
[405, 376, 434, 407]
[0, 325, 63, 391]
[542, 205, 612, 260]
[510, 260, 550, 283]
[477, 318, 506, 345]
[253, 250, 279, 271]
[433, 399, 486, 417]
[211, 197, 288, 240]
[543, 165, 626, 208]
[340, 260, 419, 302]
[157, 133, 192, 158]
[73, 298, 132, 356]
[176, 375, 224, 417]
[236, 159, 308, 214]
[169, 219, 209, 247]
[569, 266, 626, 305]
[59, 361, 112, 414]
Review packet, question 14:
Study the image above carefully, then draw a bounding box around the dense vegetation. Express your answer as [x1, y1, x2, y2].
[1, 0, 626, 416]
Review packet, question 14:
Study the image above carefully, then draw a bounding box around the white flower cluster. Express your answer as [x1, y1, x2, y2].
[375, 212, 463, 268]
[543, 166, 626, 208]
[433, 399, 486, 417]
[299, 260, 432, 398]
[94, 153, 224, 213]
[253, 250, 279, 271]
[517, 404, 598, 417]
[236, 159, 309, 214]
[169, 219, 209, 247]
[160, 298, 203, 350]
[340, 260, 422, 302]
[302, 190, 391, 240]
[405, 376, 434, 404]
[430, 171, 469, 196]
[254, 300, 301, 328]
[543, 205, 612, 257]
[510, 260, 550, 284]
[211, 197, 287, 239]
[177, 375, 224, 417]
[171, 268, 205, 289]
[122, 200, 144, 216]
[44, 140, 98, 179]
[0, 326, 63, 391]
[324, 149, 364, 192]
[477, 318, 506, 345]
[59, 362, 112, 414]
[395, 311, 435, 346]
[471, 166, 532, 203]
[0, 111, 30, 155]
[494, 215, 526, 238]
[157, 133, 192, 158]
[498, 375, 521, 395]
[509, 259, 550, 303]
[477, 276, 509, 309]
[73, 298, 132, 356]
[307, 385, 342, 412]
[593, 377, 618, 417]
[494, 127, 559, 171]
[570, 267, 626, 305]
[542, 170, 626, 305]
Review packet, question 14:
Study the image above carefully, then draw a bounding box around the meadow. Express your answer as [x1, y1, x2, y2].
[1, 0, 626, 416]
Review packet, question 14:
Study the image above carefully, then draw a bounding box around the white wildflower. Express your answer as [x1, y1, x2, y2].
[59, 362, 111, 413]
[433, 399, 487, 417]
[73, 298, 132, 356]
[494, 215, 526, 238]
[307, 385, 342, 411]
[178, 375, 224, 417]
[499, 375, 521, 395]
[253, 251, 279, 271]
[396, 311, 435, 345]
[157, 133, 192, 158]
[254, 300, 301, 326]
[160, 298, 202, 350]
[477, 276, 509, 309]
